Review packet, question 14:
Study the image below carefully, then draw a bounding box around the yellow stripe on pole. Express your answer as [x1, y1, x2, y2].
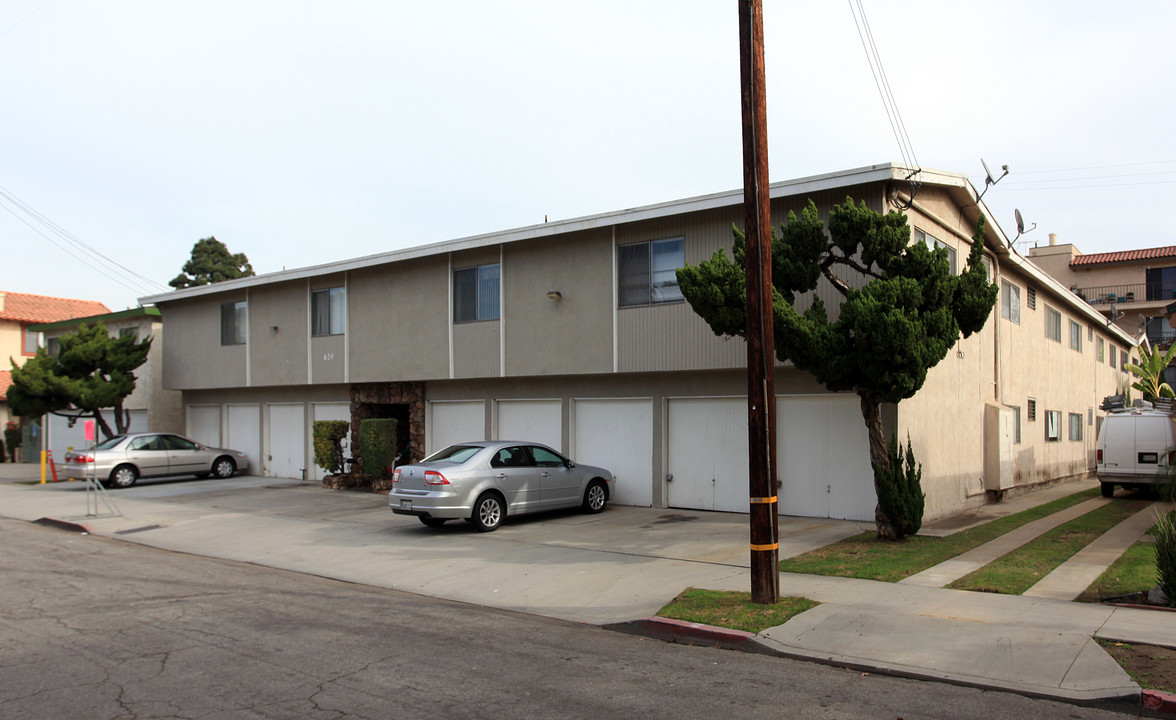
[750, 543, 779, 551]
[749, 496, 777, 504]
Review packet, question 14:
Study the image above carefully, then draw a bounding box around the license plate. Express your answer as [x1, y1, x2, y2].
[400, 500, 412, 511]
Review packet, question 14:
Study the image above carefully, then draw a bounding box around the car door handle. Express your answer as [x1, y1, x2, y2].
[539, 472, 551, 478]
[495, 473, 507, 478]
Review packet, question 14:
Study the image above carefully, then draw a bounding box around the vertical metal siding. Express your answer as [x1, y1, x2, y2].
[453, 321, 501, 378]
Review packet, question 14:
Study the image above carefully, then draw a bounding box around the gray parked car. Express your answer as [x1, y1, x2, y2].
[389, 441, 614, 532]
[62, 433, 250, 488]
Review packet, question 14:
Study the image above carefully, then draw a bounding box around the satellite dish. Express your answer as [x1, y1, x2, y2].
[977, 158, 1009, 201]
[1015, 209, 1025, 234]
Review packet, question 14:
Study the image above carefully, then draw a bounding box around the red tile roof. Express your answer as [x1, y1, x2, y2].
[0, 291, 109, 325]
[0, 371, 11, 402]
[1071, 247, 1176, 267]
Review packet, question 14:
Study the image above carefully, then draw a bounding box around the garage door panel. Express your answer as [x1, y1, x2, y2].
[667, 398, 748, 512]
[267, 404, 305, 479]
[226, 405, 261, 477]
[573, 399, 653, 507]
[187, 406, 221, 448]
[428, 401, 486, 455]
[497, 400, 561, 452]
[778, 395, 874, 521]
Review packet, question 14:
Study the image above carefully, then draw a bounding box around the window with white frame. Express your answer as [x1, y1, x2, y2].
[453, 264, 501, 323]
[618, 237, 685, 307]
[1000, 281, 1020, 324]
[1097, 336, 1105, 363]
[1045, 410, 1061, 442]
[1046, 306, 1062, 342]
[312, 287, 346, 336]
[22, 326, 38, 355]
[1069, 320, 1081, 351]
[915, 228, 957, 274]
[1069, 413, 1083, 441]
[220, 301, 247, 346]
[1110, 347, 1117, 368]
[1008, 405, 1022, 444]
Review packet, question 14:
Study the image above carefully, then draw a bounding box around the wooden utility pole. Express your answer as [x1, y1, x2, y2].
[738, 0, 779, 604]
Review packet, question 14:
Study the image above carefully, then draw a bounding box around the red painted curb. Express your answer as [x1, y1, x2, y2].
[1143, 689, 1176, 718]
[34, 517, 92, 534]
[635, 617, 759, 650]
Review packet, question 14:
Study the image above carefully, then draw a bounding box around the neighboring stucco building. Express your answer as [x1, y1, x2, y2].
[0, 291, 109, 451]
[29, 307, 183, 460]
[139, 163, 1136, 522]
[1029, 238, 1176, 349]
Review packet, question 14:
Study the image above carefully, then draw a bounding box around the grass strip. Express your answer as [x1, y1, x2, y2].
[779, 487, 1099, 582]
[656, 589, 817, 634]
[947, 498, 1151, 594]
[1077, 538, 1158, 603]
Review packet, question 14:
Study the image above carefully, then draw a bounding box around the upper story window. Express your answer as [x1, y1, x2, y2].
[619, 237, 685, 307]
[221, 301, 247, 346]
[1122, 350, 1130, 372]
[22, 326, 38, 355]
[914, 228, 957, 274]
[46, 337, 60, 357]
[1110, 346, 1117, 369]
[312, 287, 346, 336]
[1045, 306, 1061, 343]
[454, 263, 500, 323]
[1027, 286, 1037, 310]
[1000, 281, 1020, 324]
[1069, 320, 1081, 352]
[1146, 267, 1176, 301]
[1097, 336, 1105, 363]
[119, 327, 138, 341]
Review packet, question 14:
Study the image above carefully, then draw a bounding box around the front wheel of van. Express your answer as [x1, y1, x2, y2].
[1101, 482, 1115, 498]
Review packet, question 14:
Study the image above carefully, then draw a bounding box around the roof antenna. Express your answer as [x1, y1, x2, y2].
[1011, 208, 1037, 247]
[977, 158, 1009, 201]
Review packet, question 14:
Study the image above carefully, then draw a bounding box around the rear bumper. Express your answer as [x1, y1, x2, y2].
[389, 493, 472, 520]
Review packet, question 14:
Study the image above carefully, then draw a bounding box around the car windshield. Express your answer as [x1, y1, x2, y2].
[422, 445, 483, 464]
[94, 436, 126, 450]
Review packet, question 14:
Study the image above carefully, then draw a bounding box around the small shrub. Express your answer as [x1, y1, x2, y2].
[312, 420, 350, 475]
[360, 418, 398, 478]
[4, 421, 20, 462]
[874, 433, 925, 540]
[1154, 509, 1176, 605]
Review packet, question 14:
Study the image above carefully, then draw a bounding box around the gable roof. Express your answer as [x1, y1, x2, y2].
[1071, 246, 1176, 268]
[0, 291, 110, 325]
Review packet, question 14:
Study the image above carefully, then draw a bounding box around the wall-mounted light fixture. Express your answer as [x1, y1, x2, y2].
[545, 291, 562, 301]
[269, 325, 279, 332]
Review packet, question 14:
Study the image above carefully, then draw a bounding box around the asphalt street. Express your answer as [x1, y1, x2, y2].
[0, 518, 1131, 720]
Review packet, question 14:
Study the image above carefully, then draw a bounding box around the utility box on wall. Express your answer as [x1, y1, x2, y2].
[984, 404, 1015, 491]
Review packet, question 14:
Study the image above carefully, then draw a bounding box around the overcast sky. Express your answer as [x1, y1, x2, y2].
[3, 1, 1173, 311]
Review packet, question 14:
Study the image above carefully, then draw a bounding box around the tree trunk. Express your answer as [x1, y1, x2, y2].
[858, 390, 898, 540]
[92, 410, 115, 441]
[114, 404, 129, 435]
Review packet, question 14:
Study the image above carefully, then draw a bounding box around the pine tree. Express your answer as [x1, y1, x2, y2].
[169, 237, 255, 289]
[677, 197, 997, 539]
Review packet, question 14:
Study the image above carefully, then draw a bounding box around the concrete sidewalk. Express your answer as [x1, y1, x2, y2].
[0, 467, 1170, 711]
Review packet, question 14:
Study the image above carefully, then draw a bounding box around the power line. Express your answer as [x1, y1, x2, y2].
[0, 185, 168, 296]
[848, 0, 919, 172]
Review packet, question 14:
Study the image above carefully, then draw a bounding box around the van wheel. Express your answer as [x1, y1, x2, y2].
[1101, 482, 1115, 498]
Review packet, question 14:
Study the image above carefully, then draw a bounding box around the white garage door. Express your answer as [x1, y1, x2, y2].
[666, 397, 748, 513]
[496, 399, 561, 452]
[225, 404, 260, 477]
[311, 402, 351, 481]
[573, 398, 653, 507]
[267, 404, 305, 479]
[428, 400, 486, 454]
[777, 395, 875, 521]
[187, 405, 221, 447]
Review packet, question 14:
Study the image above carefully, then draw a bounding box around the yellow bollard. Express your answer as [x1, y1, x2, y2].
[40, 450, 47, 484]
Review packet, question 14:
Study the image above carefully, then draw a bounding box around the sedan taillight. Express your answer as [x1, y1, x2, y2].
[392, 468, 401, 483]
[424, 470, 450, 485]
[73, 454, 94, 463]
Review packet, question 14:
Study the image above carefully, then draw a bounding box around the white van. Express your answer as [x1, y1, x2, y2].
[1095, 408, 1176, 497]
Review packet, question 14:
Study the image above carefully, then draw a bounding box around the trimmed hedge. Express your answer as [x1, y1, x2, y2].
[312, 420, 350, 475]
[360, 418, 398, 478]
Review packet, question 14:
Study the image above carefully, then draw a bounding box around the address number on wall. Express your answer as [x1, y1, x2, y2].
[323, 352, 335, 361]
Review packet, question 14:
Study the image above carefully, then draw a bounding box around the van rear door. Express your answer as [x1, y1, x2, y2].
[1135, 415, 1174, 478]
[1100, 415, 1136, 477]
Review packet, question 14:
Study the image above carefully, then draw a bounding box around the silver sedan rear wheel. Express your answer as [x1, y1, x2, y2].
[582, 480, 607, 513]
[109, 464, 138, 489]
[472, 493, 504, 532]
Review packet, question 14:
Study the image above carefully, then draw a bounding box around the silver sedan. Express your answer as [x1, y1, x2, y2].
[389, 441, 614, 532]
[62, 433, 250, 488]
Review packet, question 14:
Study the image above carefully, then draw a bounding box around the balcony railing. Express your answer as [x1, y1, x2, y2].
[1148, 328, 1176, 346]
[1073, 282, 1176, 306]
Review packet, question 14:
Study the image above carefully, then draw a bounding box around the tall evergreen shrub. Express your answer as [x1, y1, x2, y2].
[360, 418, 398, 478]
[1154, 509, 1176, 605]
[874, 434, 925, 539]
[312, 420, 350, 475]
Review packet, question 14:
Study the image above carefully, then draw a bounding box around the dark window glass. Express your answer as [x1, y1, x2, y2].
[619, 238, 684, 307]
[312, 288, 346, 336]
[453, 264, 500, 323]
[221, 301, 247, 345]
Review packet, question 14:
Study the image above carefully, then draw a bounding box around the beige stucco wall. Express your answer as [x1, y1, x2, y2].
[1, 320, 28, 368]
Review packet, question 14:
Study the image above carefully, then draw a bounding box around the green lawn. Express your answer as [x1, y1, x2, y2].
[1077, 536, 1159, 603]
[947, 498, 1151, 594]
[779, 488, 1099, 582]
[656, 589, 817, 633]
